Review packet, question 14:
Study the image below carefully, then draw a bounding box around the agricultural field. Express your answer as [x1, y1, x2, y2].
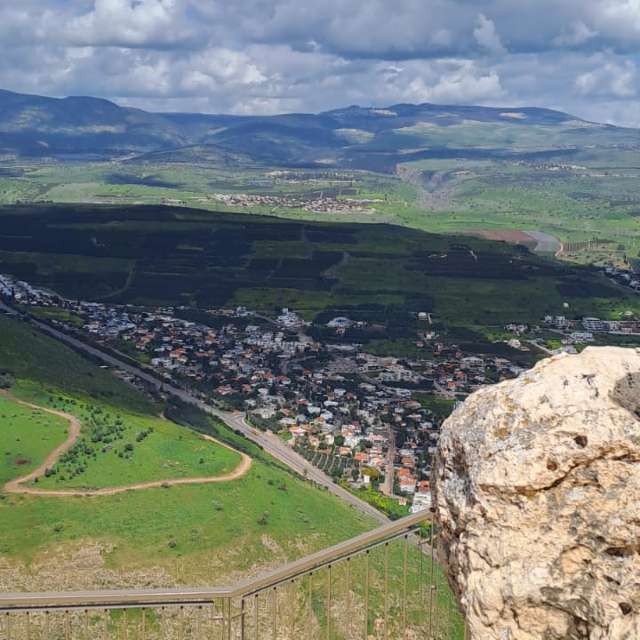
[0, 161, 410, 226]
[3, 152, 639, 268]
[0, 204, 638, 344]
[0, 315, 376, 589]
[294, 442, 353, 480]
[2, 146, 640, 269]
[396, 150, 640, 265]
[3, 94, 640, 268]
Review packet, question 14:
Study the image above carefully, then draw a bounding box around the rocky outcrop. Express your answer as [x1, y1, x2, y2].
[432, 347, 640, 640]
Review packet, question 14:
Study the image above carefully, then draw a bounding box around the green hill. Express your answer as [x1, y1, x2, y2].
[0, 204, 637, 341]
[1, 87, 637, 170]
[0, 315, 375, 587]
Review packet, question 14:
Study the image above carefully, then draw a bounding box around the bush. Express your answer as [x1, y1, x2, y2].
[0, 372, 14, 389]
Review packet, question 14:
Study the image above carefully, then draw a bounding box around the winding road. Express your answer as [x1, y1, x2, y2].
[0, 300, 387, 522]
[2, 392, 252, 498]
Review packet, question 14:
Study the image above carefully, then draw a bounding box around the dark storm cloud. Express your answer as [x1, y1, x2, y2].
[0, 0, 639, 125]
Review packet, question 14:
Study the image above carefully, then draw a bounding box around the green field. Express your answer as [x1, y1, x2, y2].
[0, 395, 68, 485]
[32, 399, 241, 491]
[2, 138, 640, 266]
[1, 204, 638, 346]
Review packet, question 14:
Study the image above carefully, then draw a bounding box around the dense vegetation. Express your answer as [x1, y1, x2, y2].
[1, 205, 637, 342]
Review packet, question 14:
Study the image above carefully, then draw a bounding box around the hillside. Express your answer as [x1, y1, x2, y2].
[1, 88, 638, 169]
[0, 204, 638, 358]
[2, 89, 640, 268]
[0, 314, 376, 588]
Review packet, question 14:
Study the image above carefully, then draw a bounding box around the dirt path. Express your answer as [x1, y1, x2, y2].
[1, 393, 252, 498]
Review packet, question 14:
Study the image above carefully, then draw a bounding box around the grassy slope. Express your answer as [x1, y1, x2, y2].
[33, 397, 241, 490]
[2, 204, 637, 334]
[0, 395, 68, 484]
[0, 315, 154, 414]
[0, 316, 374, 584]
[2, 129, 640, 266]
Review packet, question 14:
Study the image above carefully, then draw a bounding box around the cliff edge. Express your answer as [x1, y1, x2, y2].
[432, 347, 640, 639]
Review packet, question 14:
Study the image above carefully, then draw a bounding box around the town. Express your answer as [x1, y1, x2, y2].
[0, 273, 546, 513]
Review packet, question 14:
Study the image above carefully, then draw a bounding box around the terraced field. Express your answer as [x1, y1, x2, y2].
[1, 204, 637, 339]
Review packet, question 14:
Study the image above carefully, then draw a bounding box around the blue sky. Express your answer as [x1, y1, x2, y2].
[1, 0, 640, 125]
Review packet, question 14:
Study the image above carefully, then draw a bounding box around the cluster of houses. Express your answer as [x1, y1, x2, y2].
[206, 192, 376, 215]
[603, 263, 640, 292]
[543, 314, 640, 342]
[0, 272, 534, 506]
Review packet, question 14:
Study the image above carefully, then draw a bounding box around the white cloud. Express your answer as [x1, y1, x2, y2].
[65, 0, 199, 48]
[575, 59, 637, 98]
[553, 21, 599, 47]
[0, 1, 640, 126]
[473, 14, 507, 55]
[403, 62, 504, 104]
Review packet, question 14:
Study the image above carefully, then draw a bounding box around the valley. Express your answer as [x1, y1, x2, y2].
[1, 92, 639, 638]
[2, 90, 640, 267]
[2, 202, 639, 532]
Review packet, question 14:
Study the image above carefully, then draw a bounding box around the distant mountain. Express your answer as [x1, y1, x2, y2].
[0, 88, 637, 171]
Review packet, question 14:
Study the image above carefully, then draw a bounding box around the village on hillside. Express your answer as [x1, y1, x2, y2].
[6, 271, 631, 513]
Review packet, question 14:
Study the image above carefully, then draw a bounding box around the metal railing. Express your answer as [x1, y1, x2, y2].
[0, 512, 466, 639]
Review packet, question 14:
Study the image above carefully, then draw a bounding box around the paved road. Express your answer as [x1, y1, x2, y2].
[0, 301, 387, 523]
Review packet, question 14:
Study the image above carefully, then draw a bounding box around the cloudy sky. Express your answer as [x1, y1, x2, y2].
[2, 0, 640, 125]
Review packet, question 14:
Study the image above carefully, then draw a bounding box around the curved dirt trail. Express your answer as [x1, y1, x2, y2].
[1, 392, 251, 498]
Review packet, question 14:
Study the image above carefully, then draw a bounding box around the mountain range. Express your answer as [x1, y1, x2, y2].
[1, 88, 638, 171]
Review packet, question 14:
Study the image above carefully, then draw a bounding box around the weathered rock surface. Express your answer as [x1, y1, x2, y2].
[432, 347, 640, 640]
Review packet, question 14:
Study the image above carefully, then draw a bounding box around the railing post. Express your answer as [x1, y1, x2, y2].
[241, 598, 246, 640]
[326, 565, 332, 640]
[428, 526, 437, 639]
[384, 542, 389, 640]
[226, 597, 233, 640]
[402, 534, 408, 637]
[254, 594, 259, 640]
[307, 572, 313, 640]
[363, 551, 369, 640]
[346, 557, 351, 639]
[272, 588, 278, 640]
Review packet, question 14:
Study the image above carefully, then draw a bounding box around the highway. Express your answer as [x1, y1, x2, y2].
[0, 301, 387, 524]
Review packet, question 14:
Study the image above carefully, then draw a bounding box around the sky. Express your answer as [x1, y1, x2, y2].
[2, 0, 640, 125]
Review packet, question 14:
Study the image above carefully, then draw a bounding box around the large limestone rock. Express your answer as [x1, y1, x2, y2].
[432, 347, 640, 640]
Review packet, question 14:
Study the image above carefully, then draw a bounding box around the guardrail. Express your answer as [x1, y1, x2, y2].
[0, 511, 466, 639]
